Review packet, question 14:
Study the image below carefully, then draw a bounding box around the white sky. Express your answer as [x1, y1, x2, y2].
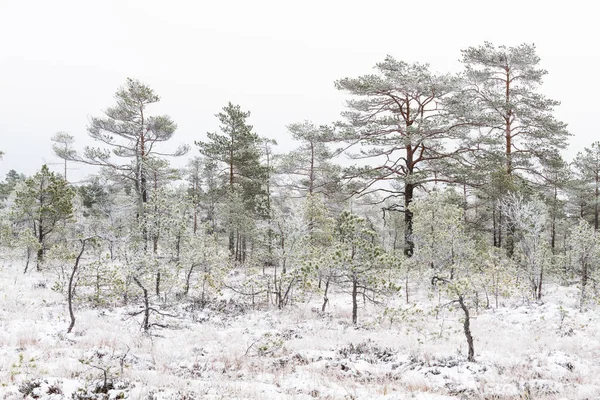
[0, 0, 597, 182]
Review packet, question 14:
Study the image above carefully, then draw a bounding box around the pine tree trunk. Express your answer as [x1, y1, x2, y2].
[352, 277, 358, 325]
[36, 247, 44, 271]
[37, 221, 44, 270]
[458, 295, 475, 362]
[507, 226, 515, 258]
[155, 271, 161, 298]
[24, 247, 31, 274]
[595, 173, 599, 231]
[229, 229, 235, 256]
[242, 235, 247, 263]
[498, 209, 503, 249]
[133, 276, 150, 331]
[404, 183, 415, 257]
[493, 208, 498, 248]
[184, 263, 195, 296]
[505, 69, 513, 177]
[581, 261, 588, 311]
[504, 70, 516, 258]
[551, 186, 557, 252]
[67, 239, 88, 333]
[537, 264, 544, 301]
[235, 230, 241, 262]
[321, 277, 330, 312]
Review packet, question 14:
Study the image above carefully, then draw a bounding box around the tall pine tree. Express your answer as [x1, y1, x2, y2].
[196, 103, 268, 261]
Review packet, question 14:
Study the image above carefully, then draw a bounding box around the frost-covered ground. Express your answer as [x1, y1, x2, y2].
[1, 264, 599, 400]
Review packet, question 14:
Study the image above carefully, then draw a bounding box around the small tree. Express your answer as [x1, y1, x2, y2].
[14, 165, 74, 269]
[0, 205, 41, 273]
[411, 191, 505, 362]
[64, 78, 188, 243]
[293, 193, 337, 311]
[573, 142, 600, 230]
[66, 236, 99, 333]
[269, 198, 316, 309]
[567, 219, 600, 311]
[51, 132, 76, 181]
[330, 211, 401, 324]
[125, 250, 177, 332]
[180, 225, 228, 303]
[0, 170, 26, 201]
[196, 102, 268, 261]
[185, 156, 204, 235]
[500, 194, 551, 300]
[279, 121, 340, 198]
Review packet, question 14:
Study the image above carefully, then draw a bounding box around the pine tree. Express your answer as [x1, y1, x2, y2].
[185, 156, 204, 235]
[195, 102, 268, 261]
[279, 120, 340, 197]
[330, 211, 400, 324]
[455, 43, 569, 255]
[537, 155, 570, 253]
[0, 169, 26, 201]
[567, 220, 600, 312]
[410, 190, 511, 362]
[334, 56, 469, 256]
[573, 142, 600, 230]
[65, 78, 188, 225]
[51, 132, 76, 181]
[14, 165, 75, 269]
[458, 42, 569, 177]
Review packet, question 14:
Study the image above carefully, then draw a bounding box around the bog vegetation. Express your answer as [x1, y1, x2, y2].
[1, 42, 599, 398]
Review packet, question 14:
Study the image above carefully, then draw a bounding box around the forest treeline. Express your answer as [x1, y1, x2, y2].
[0, 42, 598, 361]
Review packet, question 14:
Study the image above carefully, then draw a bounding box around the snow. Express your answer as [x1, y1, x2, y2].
[1, 263, 600, 399]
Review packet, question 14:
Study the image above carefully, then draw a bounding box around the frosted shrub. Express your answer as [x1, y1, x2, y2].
[567, 219, 600, 311]
[410, 190, 513, 362]
[500, 194, 552, 301]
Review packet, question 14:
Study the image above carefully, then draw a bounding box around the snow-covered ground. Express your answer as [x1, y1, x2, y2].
[1, 263, 599, 399]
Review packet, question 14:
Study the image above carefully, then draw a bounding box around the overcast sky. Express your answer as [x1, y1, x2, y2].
[0, 0, 597, 182]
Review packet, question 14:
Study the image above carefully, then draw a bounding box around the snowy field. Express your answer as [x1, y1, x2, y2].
[1, 263, 599, 400]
